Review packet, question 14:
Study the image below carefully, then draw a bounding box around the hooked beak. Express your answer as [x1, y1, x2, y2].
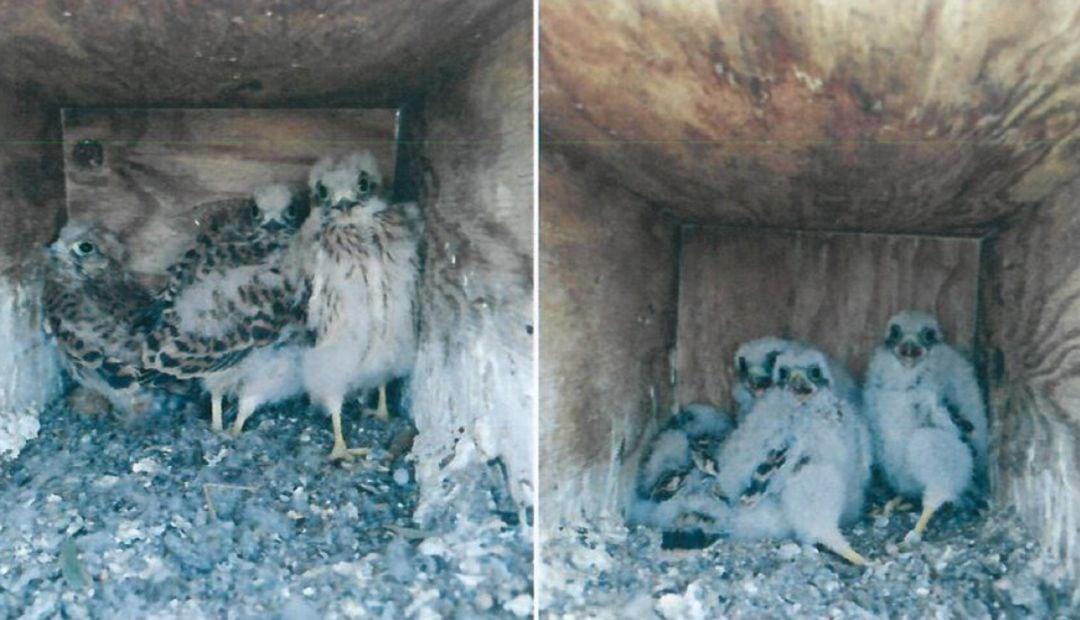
[330, 199, 357, 211]
[262, 219, 286, 232]
[747, 372, 772, 397]
[788, 373, 815, 403]
[894, 339, 925, 367]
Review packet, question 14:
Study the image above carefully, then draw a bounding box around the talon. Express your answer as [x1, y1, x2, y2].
[329, 445, 371, 462]
[911, 503, 937, 537]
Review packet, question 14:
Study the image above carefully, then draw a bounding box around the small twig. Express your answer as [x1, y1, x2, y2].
[202, 483, 257, 521]
[384, 524, 433, 540]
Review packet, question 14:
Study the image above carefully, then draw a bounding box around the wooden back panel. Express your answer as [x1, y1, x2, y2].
[675, 226, 981, 409]
[61, 108, 397, 282]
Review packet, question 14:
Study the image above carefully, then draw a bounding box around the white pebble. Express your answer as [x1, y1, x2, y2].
[777, 543, 801, 560]
[393, 468, 410, 486]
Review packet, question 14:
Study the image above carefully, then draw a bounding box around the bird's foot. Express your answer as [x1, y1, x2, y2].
[902, 529, 923, 545]
[363, 406, 390, 422]
[872, 496, 914, 519]
[328, 443, 371, 462]
[903, 503, 937, 543]
[228, 409, 254, 438]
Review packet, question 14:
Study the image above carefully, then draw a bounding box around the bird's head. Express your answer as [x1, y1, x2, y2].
[48, 221, 127, 280]
[734, 337, 789, 399]
[883, 310, 941, 368]
[309, 151, 383, 213]
[251, 183, 311, 232]
[774, 347, 833, 404]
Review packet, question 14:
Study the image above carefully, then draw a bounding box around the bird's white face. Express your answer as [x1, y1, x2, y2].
[883, 310, 942, 368]
[251, 184, 310, 232]
[734, 339, 788, 399]
[309, 152, 383, 213]
[774, 349, 833, 404]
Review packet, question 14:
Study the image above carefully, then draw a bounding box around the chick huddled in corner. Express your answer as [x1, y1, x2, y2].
[863, 310, 988, 543]
[43, 222, 194, 421]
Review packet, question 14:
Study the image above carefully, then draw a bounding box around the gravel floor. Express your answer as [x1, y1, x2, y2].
[0, 394, 533, 619]
[540, 487, 1077, 619]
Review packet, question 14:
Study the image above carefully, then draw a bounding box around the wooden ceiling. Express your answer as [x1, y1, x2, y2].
[0, 0, 515, 107]
[540, 0, 1080, 234]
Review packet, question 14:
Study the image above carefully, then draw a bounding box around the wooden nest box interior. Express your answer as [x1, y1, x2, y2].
[0, 1, 533, 508]
[540, 0, 1080, 583]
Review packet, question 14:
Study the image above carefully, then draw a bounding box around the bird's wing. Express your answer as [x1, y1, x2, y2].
[155, 206, 289, 309]
[737, 439, 797, 507]
[145, 267, 309, 380]
[49, 316, 143, 390]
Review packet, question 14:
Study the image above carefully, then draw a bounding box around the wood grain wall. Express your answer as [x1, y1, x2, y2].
[61, 108, 396, 283]
[0, 93, 65, 277]
[541, 0, 1080, 233]
[982, 184, 1080, 599]
[407, 1, 535, 512]
[540, 148, 679, 524]
[677, 227, 982, 409]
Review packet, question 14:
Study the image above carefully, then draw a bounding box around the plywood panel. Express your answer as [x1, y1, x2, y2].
[541, 0, 1080, 232]
[540, 149, 679, 523]
[981, 181, 1080, 596]
[676, 227, 981, 409]
[61, 108, 396, 281]
[407, 3, 536, 509]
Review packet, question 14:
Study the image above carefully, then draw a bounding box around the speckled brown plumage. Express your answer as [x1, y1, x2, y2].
[43, 222, 187, 419]
[141, 184, 312, 433]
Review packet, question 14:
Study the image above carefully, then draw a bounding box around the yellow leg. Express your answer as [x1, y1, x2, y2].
[903, 497, 943, 543]
[328, 398, 370, 462]
[366, 384, 390, 421]
[835, 545, 869, 566]
[210, 391, 224, 433]
[912, 503, 938, 537]
[229, 398, 256, 437]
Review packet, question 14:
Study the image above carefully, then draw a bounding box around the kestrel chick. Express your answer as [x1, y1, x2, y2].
[717, 344, 872, 565]
[43, 222, 185, 419]
[157, 183, 310, 308]
[630, 404, 734, 533]
[733, 337, 793, 418]
[143, 184, 311, 434]
[864, 310, 988, 542]
[300, 151, 422, 460]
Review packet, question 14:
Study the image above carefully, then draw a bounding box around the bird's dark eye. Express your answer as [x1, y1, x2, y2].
[71, 241, 96, 256]
[777, 367, 789, 383]
[886, 324, 902, 345]
[764, 351, 779, 372]
[315, 182, 328, 200]
[921, 327, 938, 345]
[358, 175, 369, 194]
[250, 203, 261, 220]
[808, 366, 823, 382]
[737, 356, 748, 376]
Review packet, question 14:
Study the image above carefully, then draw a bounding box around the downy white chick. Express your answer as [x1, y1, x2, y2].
[299, 151, 422, 460]
[716, 344, 872, 565]
[864, 310, 988, 542]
